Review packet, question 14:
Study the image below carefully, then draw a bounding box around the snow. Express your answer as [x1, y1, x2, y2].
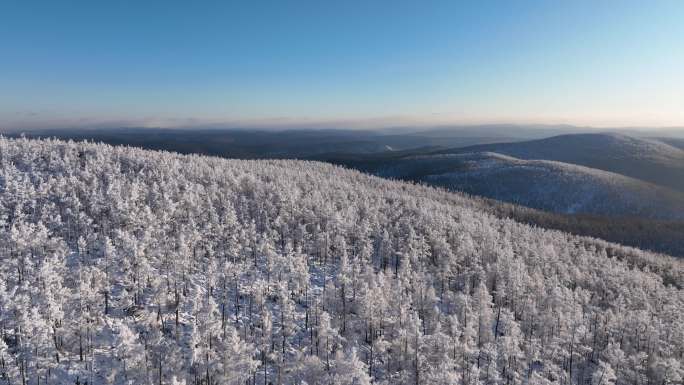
[0, 137, 681, 385]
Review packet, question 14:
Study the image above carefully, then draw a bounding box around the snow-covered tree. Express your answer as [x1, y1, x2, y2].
[0, 137, 679, 385]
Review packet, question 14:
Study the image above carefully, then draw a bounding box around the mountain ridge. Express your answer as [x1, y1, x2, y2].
[434, 133, 684, 192]
[392, 151, 684, 220]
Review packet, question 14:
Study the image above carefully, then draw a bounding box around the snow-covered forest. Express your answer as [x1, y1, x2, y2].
[365, 152, 684, 221]
[0, 137, 682, 385]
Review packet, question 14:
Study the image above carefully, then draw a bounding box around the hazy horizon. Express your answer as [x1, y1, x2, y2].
[3, 119, 684, 134]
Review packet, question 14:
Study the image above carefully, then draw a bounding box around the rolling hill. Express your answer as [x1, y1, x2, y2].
[655, 137, 684, 151]
[373, 152, 684, 220]
[316, 135, 684, 256]
[436, 133, 684, 193]
[0, 137, 681, 384]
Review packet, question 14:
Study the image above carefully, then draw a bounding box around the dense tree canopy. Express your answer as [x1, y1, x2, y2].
[0, 137, 681, 384]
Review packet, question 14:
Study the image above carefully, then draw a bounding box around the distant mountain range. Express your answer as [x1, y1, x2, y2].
[6, 125, 683, 159]
[0, 126, 531, 158]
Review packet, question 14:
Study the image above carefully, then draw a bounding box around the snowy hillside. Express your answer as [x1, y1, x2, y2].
[438, 133, 684, 193]
[655, 137, 684, 151]
[0, 137, 682, 385]
[383, 152, 684, 220]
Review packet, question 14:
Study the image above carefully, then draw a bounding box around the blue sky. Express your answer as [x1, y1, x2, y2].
[1, 0, 683, 129]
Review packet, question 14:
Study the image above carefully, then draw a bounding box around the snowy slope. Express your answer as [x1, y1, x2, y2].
[383, 152, 684, 220]
[437, 133, 684, 192]
[0, 137, 682, 385]
[655, 137, 684, 151]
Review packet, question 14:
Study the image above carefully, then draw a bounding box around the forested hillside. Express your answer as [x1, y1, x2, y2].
[655, 137, 684, 151]
[0, 137, 682, 385]
[437, 134, 684, 193]
[363, 152, 684, 221]
[320, 150, 684, 256]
